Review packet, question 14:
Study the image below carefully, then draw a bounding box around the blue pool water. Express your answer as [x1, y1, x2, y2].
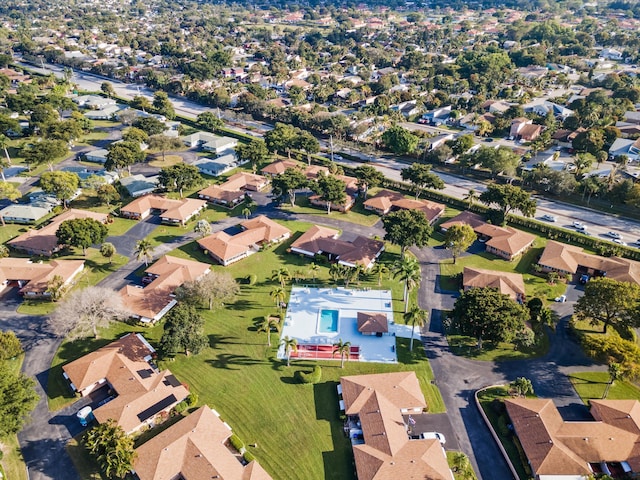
[318, 309, 339, 333]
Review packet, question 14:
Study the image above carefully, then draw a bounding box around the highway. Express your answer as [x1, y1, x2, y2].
[19, 61, 640, 247]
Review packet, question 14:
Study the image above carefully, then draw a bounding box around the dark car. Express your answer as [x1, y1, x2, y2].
[580, 274, 590, 284]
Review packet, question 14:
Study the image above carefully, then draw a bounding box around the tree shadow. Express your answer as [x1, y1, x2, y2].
[19, 437, 81, 480]
[227, 299, 259, 311]
[207, 334, 239, 349]
[206, 353, 267, 370]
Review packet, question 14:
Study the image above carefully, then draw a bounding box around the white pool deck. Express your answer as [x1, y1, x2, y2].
[277, 287, 418, 364]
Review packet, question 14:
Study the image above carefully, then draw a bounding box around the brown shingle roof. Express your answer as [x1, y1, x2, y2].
[119, 255, 210, 321]
[121, 195, 206, 222]
[484, 226, 535, 258]
[8, 209, 108, 256]
[364, 190, 445, 221]
[439, 211, 486, 231]
[506, 398, 640, 477]
[357, 312, 389, 333]
[134, 406, 273, 480]
[62, 333, 188, 433]
[198, 172, 268, 202]
[260, 159, 300, 176]
[462, 267, 525, 300]
[290, 225, 340, 255]
[0, 258, 85, 295]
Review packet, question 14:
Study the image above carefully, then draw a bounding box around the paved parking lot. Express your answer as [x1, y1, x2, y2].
[403, 413, 459, 451]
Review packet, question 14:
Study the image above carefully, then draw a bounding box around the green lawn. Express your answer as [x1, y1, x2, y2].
[569, 371, 640, 403]
[66, 435, 105, 480]
[16, 248, 129, 316]
[447, 333, 549, 361]
[76, 130, 109, 147]
[107, 217, 138, 237]
[0, 356, 28, 480]
[48, 218, 444, 479]
[447, 451, 478, 480]
[439, 237, 567, 302]
[279, 196, 382, 227]
[477, 386, 532, 480]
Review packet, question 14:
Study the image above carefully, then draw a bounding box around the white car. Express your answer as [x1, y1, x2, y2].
[541, 214, 556, 222]
[613, 239, 627, 246]
[607, 231, 622, 240]
[555, 295, 567, 303]
[421, 432, 446, 445]
[573, 222, 587, 230]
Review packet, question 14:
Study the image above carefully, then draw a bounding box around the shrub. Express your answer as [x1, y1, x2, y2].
[229, 434, 244, 452]
[186, 392, 198, 407]
[173, 400, 188, 414]
[243, 451, 256, 463]
[246, 274, 257, 285]
[294, 365, 323, 384]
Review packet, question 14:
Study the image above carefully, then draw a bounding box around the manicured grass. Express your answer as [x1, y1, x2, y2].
[477, 386, 532, 480]
[447, 451, 478, 480]
[148, 155, 184, 168]
[76, 130, 109, 147]
[0, 223, 28, 244]
[0, 356, 28, 480]
[279, 196, 382, 227]
[48, 218, 444, 479]
[16, 249, 129, 316]
[107, 217, 138, 237]
[66, 435, 105, 480]
[439, 237, 567, 302]
[569, 371, 640, 403]
[447, 333, 549, 361]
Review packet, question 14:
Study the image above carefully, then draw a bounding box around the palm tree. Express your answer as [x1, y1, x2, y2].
[99, 242, 116, 265]
[372, 263, 389, 286]
[257, 316, 279, 347]
[242, 207, 252, 219]
[270, 286, 286, 311]
[280, 336, 298, 366]
[603, 362, 623, 399]
[463, 188, 479, 208]
[393, 257, 422, 313]
[135, 239, 154, 266]
[271, 267, 291, 288]
[333, 338, 352, 368]
[404, 305, 428, 352]
[329, 263, 347, 284]
[308, 262, 319, 281]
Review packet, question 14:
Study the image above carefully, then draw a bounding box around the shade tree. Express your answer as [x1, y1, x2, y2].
[84, 419, 136, 479]
[40, 171, 80, 208]
[479, 183, 536, 221]
[400, 163, 445, 199]
[444, 224, 476, 264]
[575, 277, 640, 334]
[311, 174, 347, 214]
[56, 218, 108, 255]
[382, 209, 432, 258]
[354, 164, 384, 198]
[158, 163, 202, 198]
[271, 168, 308, 207]
[159, 304, 208, 356]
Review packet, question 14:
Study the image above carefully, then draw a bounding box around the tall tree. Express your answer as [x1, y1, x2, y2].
[176, 271, 238, 311]
[479, 183, 537, 220]
[40, 171, 80, 208]
[100, 82, 115, 98]
[393, 256, 422, 313]
[236, 139, 270, 173]
[270, 286, 286, 311]
[197, 111, 223, 131]
[100, 242, 116, 264]
[372, 263, 389, 286]
[159, 304, 208, 356]
[258, 316, 279, 347]
[132, 116, 166, 136]
[0, 181, 21, 202]
[381, 124, 419, 155]
[400, 163, 444, 199]
[23, 139, 68, 171]
[354, 164, 384, 198]
[575, 278, 640, 334]
[48, 287, 130, 339]
[46, 274, 68, 301]
[450, 288, 529, 349]
[152, 91, 175, 120]
[271, 267, 291, 288]
[56, 218, 108, 255]
[194, 219, 211, 238]
[158, 163, 202, 198]
[382, 209, 432, 258]
[84, 419, 136, 479]
[264, 122, 298, 158]
[0, 361, 39, 438]
[333, 338, 352, 368]
[105, 141, 143, 173]
[464, 189, 479, 208]
[603, 362, 623, 399]
[147, 135, 182, 163]
[96, 184, 120, 208]
[311, 174, 347, 214]
[135, 239, 154, 266]
[444, 224, 477, 264]
[0, 330, 23, 360]
[404, 304, 428, 351]
[271, 168, 308, 207]
[280, 336, 298, 367]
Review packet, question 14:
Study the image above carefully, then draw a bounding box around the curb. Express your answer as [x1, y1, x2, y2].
[474, 385, 519, 480]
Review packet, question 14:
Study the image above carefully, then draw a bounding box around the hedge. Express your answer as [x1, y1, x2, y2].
[229, 434, 244, 452]
[243, 451, 256, 463]
[294, 365, 322, 384]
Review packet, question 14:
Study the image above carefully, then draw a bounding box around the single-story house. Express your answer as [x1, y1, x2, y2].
[357, 311, 389, 335]
[84, 148, 110, 163]
[427, 133, 455, 150]
[197, 215, 291, 266]
[290, 225, 385, 270]
[308, 194, 355, 213]
[522, 100, 574, 120]
[510, 118, 544, 141]
[73, 94, 117, 110]
[462, 267, 525, 302]
[0, 258, 84, 297]
[119, 174, 159, 197]
[506, 398, 640, 479]
[60, 166, 118, 186]
[260, 159, 300, 177]
[440, 211, 535, 261]
[538, 240, 640, 284]
[132, 406, 273, 480]
[62, 333, 189, 434]
[84, 104, 125, 120]
[182, 132, 237, 155]
[0, 204, 51, 224]
[421, 105, 452, 125]
[340, 372, 453, 480]
[197, 172, 268, 207]
[119, 255, 210, 323]
[609, 137, 640, 162]
[8, 209, 108, 256]
[192, 154, 238, 177]
[120, 195, 207, 225]
[364, 189, 445, 223]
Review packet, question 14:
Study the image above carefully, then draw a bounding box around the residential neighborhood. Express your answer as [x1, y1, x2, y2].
[2, 1, 640, 480]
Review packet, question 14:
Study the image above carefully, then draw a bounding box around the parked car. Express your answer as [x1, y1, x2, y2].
[421, 432, 446, 445]
[555, 295, 567, 303]
[77, 406, 94, 427]
[613, 239, 627, 246]
[573, 222, 587, 231]
[579, 274, 590, 284]
[606, 231, 622, 240]
[541, 214, 557, 222]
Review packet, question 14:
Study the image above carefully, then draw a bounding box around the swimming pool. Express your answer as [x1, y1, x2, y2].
[318, 309, 339, 333]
